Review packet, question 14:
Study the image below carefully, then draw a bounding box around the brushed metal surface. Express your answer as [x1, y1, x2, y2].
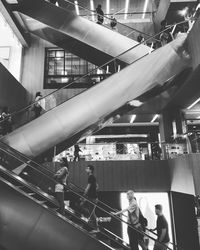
[0, 178, 110, 250]
[1, 35, 190, 158]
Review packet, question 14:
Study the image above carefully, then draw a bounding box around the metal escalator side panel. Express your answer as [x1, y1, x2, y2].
[0, 179, 110, 250]
[1, 35, 190, 158]
[19, 14, 121, 69]
[17, 0, 150, 64]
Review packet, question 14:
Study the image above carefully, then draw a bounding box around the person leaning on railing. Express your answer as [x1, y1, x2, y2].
[111, 190, 148, 250]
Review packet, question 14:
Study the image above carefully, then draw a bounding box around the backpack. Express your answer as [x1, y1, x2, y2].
[139, 209, 148, 231]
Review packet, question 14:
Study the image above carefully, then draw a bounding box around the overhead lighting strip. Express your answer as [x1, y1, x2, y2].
[130, 114, 136, 123]
[90, 0, 95, 21]
[106, 0, 110, 15]
[74, 1, 79, 15]
[151, 114, 159, 123]
[124, 0, 130, 20]
[142, 0, 149, 19]
[187, 97, 200, 110]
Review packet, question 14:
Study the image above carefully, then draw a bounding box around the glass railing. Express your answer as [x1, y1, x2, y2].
[0, 18, 191, 137]
[0, 141, 178, 250]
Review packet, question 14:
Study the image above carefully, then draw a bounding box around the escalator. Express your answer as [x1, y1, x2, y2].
[0, 32, 191, 158]
[0, 142, 175, 250]
[7, 0, 152, 70]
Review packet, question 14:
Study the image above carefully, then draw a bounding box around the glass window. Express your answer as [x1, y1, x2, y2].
[44, 48, 108, 89]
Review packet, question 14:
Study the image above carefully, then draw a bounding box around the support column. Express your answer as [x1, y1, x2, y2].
[159, 108, 187, 159]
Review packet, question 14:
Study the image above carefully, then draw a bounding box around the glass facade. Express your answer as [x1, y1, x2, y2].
[44, 48, 110, 89]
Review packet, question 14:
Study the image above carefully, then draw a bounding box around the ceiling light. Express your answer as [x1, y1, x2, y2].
[124, 0, 130, 20]
[187, 97, 200, 110]
[106, 0, 110, 15]
[74, 1, 80, 15]
[130, 115, 136, 123]
[90, 0, 95, 21]
[151, 114, 159, 123]
[178, 7, 189, 17]
[128, 100, 143, 107]
[142, 0, 149, 19]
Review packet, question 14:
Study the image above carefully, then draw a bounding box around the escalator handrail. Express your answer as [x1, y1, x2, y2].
[62, 0, 157, 40]
[0, 19, 190, 127]
[0, 176, 118, 247]
[0, 141, 177, 250]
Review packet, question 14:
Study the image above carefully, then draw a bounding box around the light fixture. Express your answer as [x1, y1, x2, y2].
[178, 7, 189, 17]
[128, 100, 143, 107]
[142, 0, 149, 19]
[90, 0, 95, 21]
[151, 114, 159, 123]
[124, 0, 130, 20]
[74, 1, 80, 15]
[130, 114, 136, 123]
[106, 0, 110, 15]
[187, 97, 200, 110]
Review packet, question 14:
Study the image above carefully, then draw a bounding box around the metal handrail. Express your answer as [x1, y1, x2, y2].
[0, 19, 191, 128]
[0, 167, 129, 249]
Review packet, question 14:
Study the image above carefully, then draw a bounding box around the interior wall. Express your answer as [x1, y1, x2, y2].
[21, 34, 84, 104]
[69, 154, 200, 194]
[168, 154, 196, 195]
[187, 154, 200, 195]
[69, 160, 170, 192]
[0, 63, 28, 112]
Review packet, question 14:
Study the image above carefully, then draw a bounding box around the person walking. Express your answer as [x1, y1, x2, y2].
[54, 158, 69, 215]
[33, 92, 43, 118]
[73, 144, 82, 161]
[112, 190, 147, 250]
[151, 204, 170, 250]
[81, 165, 99, 233]
[96, 4, 104, 24]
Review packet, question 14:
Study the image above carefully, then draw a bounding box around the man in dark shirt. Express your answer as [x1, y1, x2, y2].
[96, 4, 104, 24]
[151, 204, 170, 250]
[82, 165, 99, 232]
